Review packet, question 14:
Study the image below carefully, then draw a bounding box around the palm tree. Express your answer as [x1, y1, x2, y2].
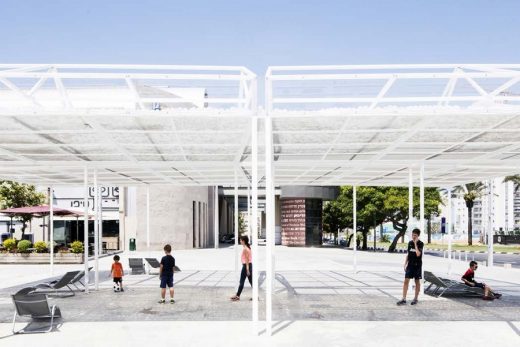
[504, 175, 520, 192]
[453, 182, 486, 246]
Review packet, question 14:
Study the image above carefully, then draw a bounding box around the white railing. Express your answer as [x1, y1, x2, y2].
[265, 64, 520, 111]
[0, 64, 257, 111]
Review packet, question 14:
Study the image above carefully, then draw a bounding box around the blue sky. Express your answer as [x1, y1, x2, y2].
[1, 0, 520, 75]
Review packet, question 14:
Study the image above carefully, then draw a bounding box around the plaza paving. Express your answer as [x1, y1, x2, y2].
[0, 246, 519, 346]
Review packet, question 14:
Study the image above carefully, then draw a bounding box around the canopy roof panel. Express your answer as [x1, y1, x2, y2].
[1, 64, 520, 187]
[0, 64, 256, 186]
[266, 64, 520, 187]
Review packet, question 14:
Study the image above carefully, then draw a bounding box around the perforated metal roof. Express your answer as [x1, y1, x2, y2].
[266, 64, 520, 187]
[1, 64, 520, 187]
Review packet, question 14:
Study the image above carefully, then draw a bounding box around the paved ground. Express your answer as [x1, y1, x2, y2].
[0, 246, 519, 346]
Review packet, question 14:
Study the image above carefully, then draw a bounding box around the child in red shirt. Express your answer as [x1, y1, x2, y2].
[462, 261, 501, 300]
[111, 255, 124, 292]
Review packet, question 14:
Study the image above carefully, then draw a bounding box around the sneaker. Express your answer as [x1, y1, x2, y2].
[396, 299, 407, 306]
[158, 299, 165, 304]
[482, 296, 494, 301]
[411, 299, 418, 305]
[494, 293, 502, 299]
[120, 288, 124, 292]
[170, 299, 175, 304]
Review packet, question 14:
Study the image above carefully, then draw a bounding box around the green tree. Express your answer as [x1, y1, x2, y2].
[504, 175, 520, 192]
[385, 187, 442, 252]
[0, 181, 46, 239]
[453, 182, 486, 246]
[238, 213, 247, 236]
[331, 186, 386, 250]
[324, 186, 443, 251]
[323, 200, 349, 244]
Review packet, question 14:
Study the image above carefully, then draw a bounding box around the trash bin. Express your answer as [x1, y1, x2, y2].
[129, 238, 136, 251]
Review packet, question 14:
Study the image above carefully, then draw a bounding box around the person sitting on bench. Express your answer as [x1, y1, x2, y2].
[461, 261, 501, 300]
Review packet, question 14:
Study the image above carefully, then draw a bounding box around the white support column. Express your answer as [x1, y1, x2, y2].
[419, 164, 425, 233]
[265, 113, 275, 337]
[251, 115, 259, 335]
[214, 186, 219, 249]
[488, 180, 494, 267]
[49, 186, 54, 275]
[83, 167, 89, 293]
[353, 185, 357, 273]
[234, 169, 239, 279]
[98, 186, 103, 256]
[419, 165, 425, 284]
[247, 186, 251, 240]
[93, 170, 99, 290]
[408, 168, 413, 236]
[447, 187, 453, 275]
[146, 185, 150, 252]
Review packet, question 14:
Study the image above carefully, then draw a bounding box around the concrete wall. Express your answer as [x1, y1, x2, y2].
[126, 185, 211, 251]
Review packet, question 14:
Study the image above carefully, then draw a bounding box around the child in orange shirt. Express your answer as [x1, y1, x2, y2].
[111, 255, 124, 292]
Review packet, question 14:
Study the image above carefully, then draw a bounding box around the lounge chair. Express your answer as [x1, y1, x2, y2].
[49, 267, 92, 291]
[129, 258, 145, 274]
[35, 271, 80, 297]
[11, 290, 61, 334]
[424, 271, 482, 298]
[144, 258, 160, 274]
[145, 258, 181, 274]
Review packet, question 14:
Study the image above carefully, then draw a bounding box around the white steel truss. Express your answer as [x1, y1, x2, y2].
[266, 64, 520, 187]
[0, 64, 257, 186]
[0, 64, 520, 187]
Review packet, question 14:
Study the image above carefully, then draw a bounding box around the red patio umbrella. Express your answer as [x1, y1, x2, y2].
[0, 205, 84, 217]
[0, 205, 90, 242]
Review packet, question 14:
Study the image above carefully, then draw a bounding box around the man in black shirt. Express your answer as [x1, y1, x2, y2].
[158, 244, 176, 304]
[397, 228, 424, 306]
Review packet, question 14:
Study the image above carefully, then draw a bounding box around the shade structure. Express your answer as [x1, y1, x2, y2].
[265, 64, 520, 187]
[1, 64, 520, 187]
[0, 64, 257, 187]
[0, 204, 85, 217]
[2, 63, 520, 337]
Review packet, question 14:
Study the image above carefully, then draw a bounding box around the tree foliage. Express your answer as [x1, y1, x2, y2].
[453, 182, 486, 246]
[0, 181, 46, 237]
[322, 186, 443, 251]
[504, 175, 520, 192]
[323, 200, 349, 244]
[238, 213, 248, 236]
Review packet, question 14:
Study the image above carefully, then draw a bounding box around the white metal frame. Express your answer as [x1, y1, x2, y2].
[265, 64, 520, 187]
[0, 64, 256, 187]
[3, 64, 520, 337]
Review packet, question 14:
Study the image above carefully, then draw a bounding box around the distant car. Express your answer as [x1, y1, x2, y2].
[220, 235, 230, 242]
[220, 235, 235, 244]
[339, 239, 347, 247]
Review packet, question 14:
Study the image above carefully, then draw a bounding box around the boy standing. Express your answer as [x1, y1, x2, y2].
[397, 228, 423, 306]
[158, 244, 176, 304]
[111, 255, 124, 292]
[462, 261, 502, 300]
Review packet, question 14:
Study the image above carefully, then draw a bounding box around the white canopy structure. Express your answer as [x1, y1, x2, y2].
[266, 64, 520, 187]
[2, 63, 520, 336]
[0, 64, 256, 186]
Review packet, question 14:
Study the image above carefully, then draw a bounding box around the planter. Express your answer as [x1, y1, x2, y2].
[0, 252, 84, 264]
